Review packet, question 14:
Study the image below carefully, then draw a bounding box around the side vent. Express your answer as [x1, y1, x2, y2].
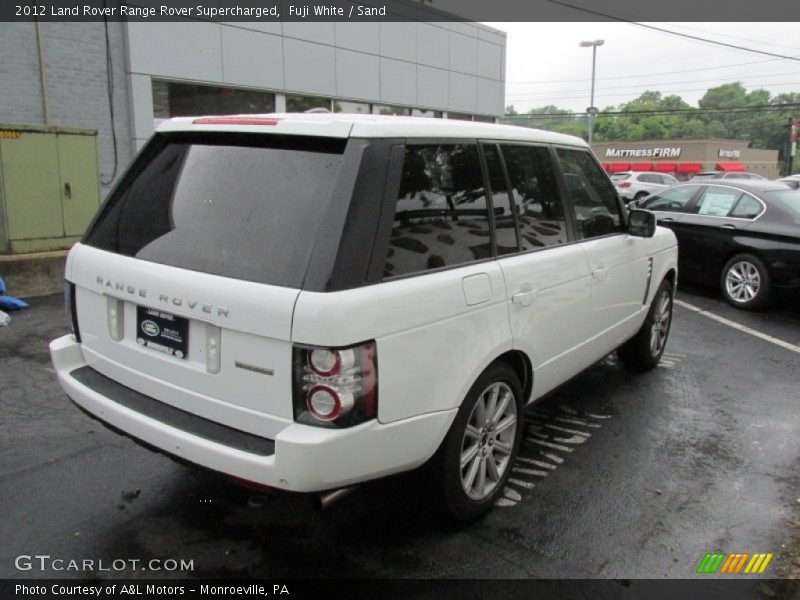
[642, 258, 654, 305]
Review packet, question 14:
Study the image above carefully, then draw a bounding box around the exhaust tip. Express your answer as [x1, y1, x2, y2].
[316, 486, 357, 510]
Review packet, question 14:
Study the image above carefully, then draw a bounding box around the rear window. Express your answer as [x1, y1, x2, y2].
[85, 132, 346, 288]
[765, 190, 800, 220]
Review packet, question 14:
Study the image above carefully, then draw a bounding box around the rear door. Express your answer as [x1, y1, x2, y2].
[487, 142, 592, 398]
[637, 172, 664, 196]
[673, 184, 760, 280]
[73, 132, 350, 436]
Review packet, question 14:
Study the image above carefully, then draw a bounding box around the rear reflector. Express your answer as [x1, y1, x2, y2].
[192, 117, 281, 126]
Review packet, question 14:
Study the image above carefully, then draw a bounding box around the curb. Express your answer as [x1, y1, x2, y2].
[0, 250, 69, 299]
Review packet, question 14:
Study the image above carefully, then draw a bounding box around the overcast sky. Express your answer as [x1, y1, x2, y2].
[490, 22, 800, 114]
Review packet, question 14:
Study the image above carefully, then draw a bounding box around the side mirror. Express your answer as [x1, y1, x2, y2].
[628, 209, 656, 238]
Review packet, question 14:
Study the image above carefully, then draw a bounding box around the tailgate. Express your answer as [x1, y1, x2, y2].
[69, 244, 297, 436]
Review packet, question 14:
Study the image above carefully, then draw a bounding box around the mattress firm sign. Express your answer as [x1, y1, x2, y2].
[605, 147, 682, 159]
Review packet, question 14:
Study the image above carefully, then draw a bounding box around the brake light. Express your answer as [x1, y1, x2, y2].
[618, 181, 632, 188]
[293, 341, 377, 428]
[192, 117, 281, 126]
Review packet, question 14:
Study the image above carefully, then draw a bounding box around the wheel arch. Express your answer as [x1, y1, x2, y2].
[663, 267, 677, 289]
[426, 348, 533, 461]
[721, 246, 767, 277]
[493, 349, 534, 406]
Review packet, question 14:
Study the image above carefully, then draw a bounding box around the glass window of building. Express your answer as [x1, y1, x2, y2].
[473, 115, 496, 123]
[151, 80, 275, 119]
[447, 112, 473, 121]
[372, 104, 411, 116]
[412, 108, 444, 118]
[286, 94, 332, 113]
[334, 100, 371, 114]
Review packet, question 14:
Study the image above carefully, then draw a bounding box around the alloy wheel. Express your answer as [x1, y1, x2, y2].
[725, 260, 761, 303]
[460, 382, 518, 501]
[649, 289, 672, 356]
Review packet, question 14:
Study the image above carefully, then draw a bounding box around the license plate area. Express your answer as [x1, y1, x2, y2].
[136, 306, 189, 359]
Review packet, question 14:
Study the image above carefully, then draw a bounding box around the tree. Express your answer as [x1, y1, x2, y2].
[503, 82, 799, 153]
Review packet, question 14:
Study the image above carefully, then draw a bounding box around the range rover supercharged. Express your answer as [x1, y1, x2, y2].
[51, 114, 677, 519]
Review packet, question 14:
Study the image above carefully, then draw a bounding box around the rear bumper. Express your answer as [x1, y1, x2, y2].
[50, 334, 457, 492]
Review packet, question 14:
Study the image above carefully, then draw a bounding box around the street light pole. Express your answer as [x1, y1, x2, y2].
[580, 39, 604, 146]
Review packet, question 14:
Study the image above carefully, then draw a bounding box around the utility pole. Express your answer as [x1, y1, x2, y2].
[580, 40, 604, 146]
[789, 117, 798, 175]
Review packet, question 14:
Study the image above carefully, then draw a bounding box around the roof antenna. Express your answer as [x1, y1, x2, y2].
[305, 107, 331, 114]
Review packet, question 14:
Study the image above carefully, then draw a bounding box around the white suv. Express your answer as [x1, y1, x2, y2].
[611, 171, 679, 203]
[50, 114, 678, 519]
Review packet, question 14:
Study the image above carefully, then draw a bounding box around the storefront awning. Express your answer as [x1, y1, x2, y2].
[653, 163, 677, 172]
[676, 163, 703, 173]
[606, 162, 630, 172]
[716, 162, 746, 172]
[630, 163, 653, 171]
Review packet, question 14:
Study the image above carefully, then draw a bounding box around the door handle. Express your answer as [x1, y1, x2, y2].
[658, 217, 675, 223]
[511, 287, 537, 307]
[719, 224, 736, 230]
[64, 182, 72, 199]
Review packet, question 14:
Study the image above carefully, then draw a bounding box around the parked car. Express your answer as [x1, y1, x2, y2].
[691, 171, 767, 181]
[50, 114, 677, 520]
[633, 180, 800, 309]
[610, 171, 678, 203]
[777, 174, 800, 190]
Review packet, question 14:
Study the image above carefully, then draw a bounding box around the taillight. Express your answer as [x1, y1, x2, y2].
[619, 181, 632, 188]
[192, 117, 281, 126]
[292, 341, 377, 428]
[64, 281, 81, 343]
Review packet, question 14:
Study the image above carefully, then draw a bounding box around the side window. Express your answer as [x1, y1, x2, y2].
[482, 144, 519, 256]
[501, 144, 568, 250]
[641, 186, 699, 212]
[556, 148, 624, 239]
[694, 186, 742, 216]
[384, 144, 490, 278]
[639, 173, 658, 184]
[729, 194, 762, 219]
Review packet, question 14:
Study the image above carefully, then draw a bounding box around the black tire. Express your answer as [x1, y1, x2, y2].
[720, 253, 771, 311]
[618, 278, 674, 372]
[431, 362, 524, 521]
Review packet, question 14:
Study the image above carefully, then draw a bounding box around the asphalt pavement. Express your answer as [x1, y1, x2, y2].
[1, 285, 799, 581]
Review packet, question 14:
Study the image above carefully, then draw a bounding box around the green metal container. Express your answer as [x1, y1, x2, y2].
[0, 123, 101, 254]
